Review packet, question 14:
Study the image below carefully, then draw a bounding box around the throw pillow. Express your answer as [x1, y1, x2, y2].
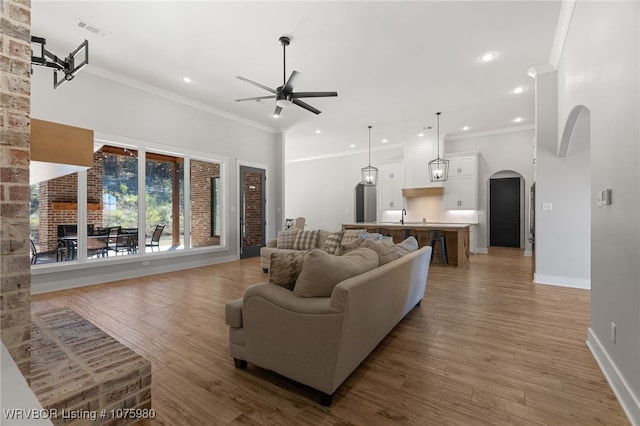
[336, 238, 363, 255]
[360, 239, 400, 265]
[322, 230, 344, 255]
[293, 248, 379, 297]
[269, 251, 307, 290]
[395, 236, 419, 257]
[341, 229, 365, 245]
[276, 229, 299, 249]
[293, 230, 320, 250]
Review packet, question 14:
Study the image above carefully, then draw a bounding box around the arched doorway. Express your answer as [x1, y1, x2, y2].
[488, 171, 526, 248]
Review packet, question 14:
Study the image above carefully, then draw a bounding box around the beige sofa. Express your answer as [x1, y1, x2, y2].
[225, 245, 432, 405]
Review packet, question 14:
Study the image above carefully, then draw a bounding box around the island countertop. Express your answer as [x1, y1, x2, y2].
[341, 222, 472, 229]
[342, 222, 471, 267]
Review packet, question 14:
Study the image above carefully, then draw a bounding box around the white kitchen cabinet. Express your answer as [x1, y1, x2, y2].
[444, 154, 478, 210]
[379, 163, 404, 210]
[404, 141, 443, 188]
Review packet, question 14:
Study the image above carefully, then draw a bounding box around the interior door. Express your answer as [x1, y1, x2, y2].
[490, 177, 521, 248]
[239, 166, 265, 259]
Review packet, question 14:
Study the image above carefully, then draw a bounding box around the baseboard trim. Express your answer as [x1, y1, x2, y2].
[523, 249, 532, 257]
[587, 328, 640, 425]
[32, 254, 238, 294]
[534, 273, 590, 289]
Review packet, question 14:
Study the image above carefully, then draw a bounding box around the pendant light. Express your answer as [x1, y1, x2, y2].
[361, 125, 378, 185]
[428, 112, 449, 182]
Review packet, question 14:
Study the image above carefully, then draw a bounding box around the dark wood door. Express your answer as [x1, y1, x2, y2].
[239, 166, 265, 259]
[490, 177, 521, 248]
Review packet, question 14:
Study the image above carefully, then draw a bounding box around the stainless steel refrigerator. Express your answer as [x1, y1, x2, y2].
[354, 183, 376, 223]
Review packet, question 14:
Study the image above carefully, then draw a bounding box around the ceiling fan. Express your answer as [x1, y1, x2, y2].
[235, 35, 338, 117]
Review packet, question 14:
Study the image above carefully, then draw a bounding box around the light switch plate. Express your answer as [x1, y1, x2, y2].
[542, 203, 552, 211]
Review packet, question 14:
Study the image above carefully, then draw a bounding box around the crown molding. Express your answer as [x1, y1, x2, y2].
[85, 65, 277, 134]
[549, 0, 577, 69]
[286, 143, 404, 164]
[445, 124, 534, 141]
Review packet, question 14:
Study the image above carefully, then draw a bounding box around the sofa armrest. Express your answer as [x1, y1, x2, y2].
[225, 298, 243, 328]
[244, 283, 341, 315]
[267, 239, 277, 248]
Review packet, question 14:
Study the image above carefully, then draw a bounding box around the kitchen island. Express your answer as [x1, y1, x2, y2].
[342, 222, 470, 267]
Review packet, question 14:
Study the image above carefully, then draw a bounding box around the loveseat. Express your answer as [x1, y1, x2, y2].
[225, 243, 432, 405]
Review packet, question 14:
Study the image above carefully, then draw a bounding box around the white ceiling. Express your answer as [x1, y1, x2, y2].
[31, 1, 561, 161]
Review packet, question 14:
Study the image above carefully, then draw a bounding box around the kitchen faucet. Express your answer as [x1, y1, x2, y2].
[401, 208, 406, 225]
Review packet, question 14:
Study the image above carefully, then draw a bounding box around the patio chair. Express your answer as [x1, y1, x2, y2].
[145, 225, 165, 251]
[30, 239, 63, 264]
[115, 228, 138, 255]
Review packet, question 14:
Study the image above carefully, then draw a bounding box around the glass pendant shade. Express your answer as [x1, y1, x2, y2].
[428, 157, 449, 182]
[361, 125, 378, 185]
[361, 165, 378, 185]
[428, 112, 449, 182]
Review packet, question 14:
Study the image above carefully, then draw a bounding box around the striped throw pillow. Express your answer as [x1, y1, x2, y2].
[293, 230, 320, 250]
[276, 229, 299, 249]
[322, 231, 344, 255]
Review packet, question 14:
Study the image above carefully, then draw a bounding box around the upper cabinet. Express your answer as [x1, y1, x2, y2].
[404, 141, 443, 188]
[378, 163, 404, 211]
[444, 154, 478, 210]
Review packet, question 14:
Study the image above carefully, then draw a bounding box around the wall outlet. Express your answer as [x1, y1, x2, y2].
[142, 261, 150, 266]
[610, 322, 616, 343]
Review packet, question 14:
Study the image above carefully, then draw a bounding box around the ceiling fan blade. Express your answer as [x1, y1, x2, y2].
[273, 105, 283, 117]
[292, 91, 338, 99]
[235, 95, 275, 102]
[292, 98, 321, 115]
[236, 76, 276, 94]
[283, 70, 301, 93]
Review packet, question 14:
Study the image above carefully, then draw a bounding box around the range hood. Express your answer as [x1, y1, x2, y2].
[402, 187, 444, 198]
[30, 119, 94, 184]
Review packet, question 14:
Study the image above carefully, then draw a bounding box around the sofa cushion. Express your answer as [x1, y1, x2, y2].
[341, 229, 364, 244]
[269, 251, 307, 290]
[293, 230, 320, 250]
[293, 248, 379, 298]
[396, 236, 419, 257]
[360, 239, 400, 265]
[225, 298, 243, 328]
[277, 229, 299, 249]
[321, 230, 344, 254]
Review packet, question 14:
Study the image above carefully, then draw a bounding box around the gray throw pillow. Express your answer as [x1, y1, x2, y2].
[360, 239, 400, 265]
[395, 236, 419, 257]
[293, 248, 379, 297]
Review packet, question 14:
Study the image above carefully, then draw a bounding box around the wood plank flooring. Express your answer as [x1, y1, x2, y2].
[31, 248, 629, 425]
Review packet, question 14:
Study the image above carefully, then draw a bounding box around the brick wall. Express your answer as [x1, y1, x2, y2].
[242, 172, 262, 247]
[190, 160, 220, 247]
[38, 151, 103, 250]
[0, 0, 32, 379]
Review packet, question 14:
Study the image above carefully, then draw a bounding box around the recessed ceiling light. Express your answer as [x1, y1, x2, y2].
[462, 126, 470, 131]
[315, 129, 321, 134]
[481, 52, 497, 63]
[512, 86, 525, 94]
[381, 139, 388, 143]
[349, 144, 355, 148]
[513, 117, 523, 123]
[417, 133, 424, 137]
[183, 77, 192, 83]
[273, 113, 280, 118]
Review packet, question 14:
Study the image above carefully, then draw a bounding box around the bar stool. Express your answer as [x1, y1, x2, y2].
[430, 230, 448, 266]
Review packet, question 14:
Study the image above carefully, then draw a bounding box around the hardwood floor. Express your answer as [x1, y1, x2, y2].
[31, 248, 629, 425]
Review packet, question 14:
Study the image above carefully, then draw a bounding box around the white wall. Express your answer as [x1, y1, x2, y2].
[285, 147, 403, 231]
[445, 129, 535, 252]
[30, 68, 281, 291]
[555, 1, 639, 422]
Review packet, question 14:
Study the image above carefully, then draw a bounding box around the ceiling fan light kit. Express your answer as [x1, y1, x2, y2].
[361, 125, 378, 186]
[428, 112, 449, 182]
[235, 35, 338, 117]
